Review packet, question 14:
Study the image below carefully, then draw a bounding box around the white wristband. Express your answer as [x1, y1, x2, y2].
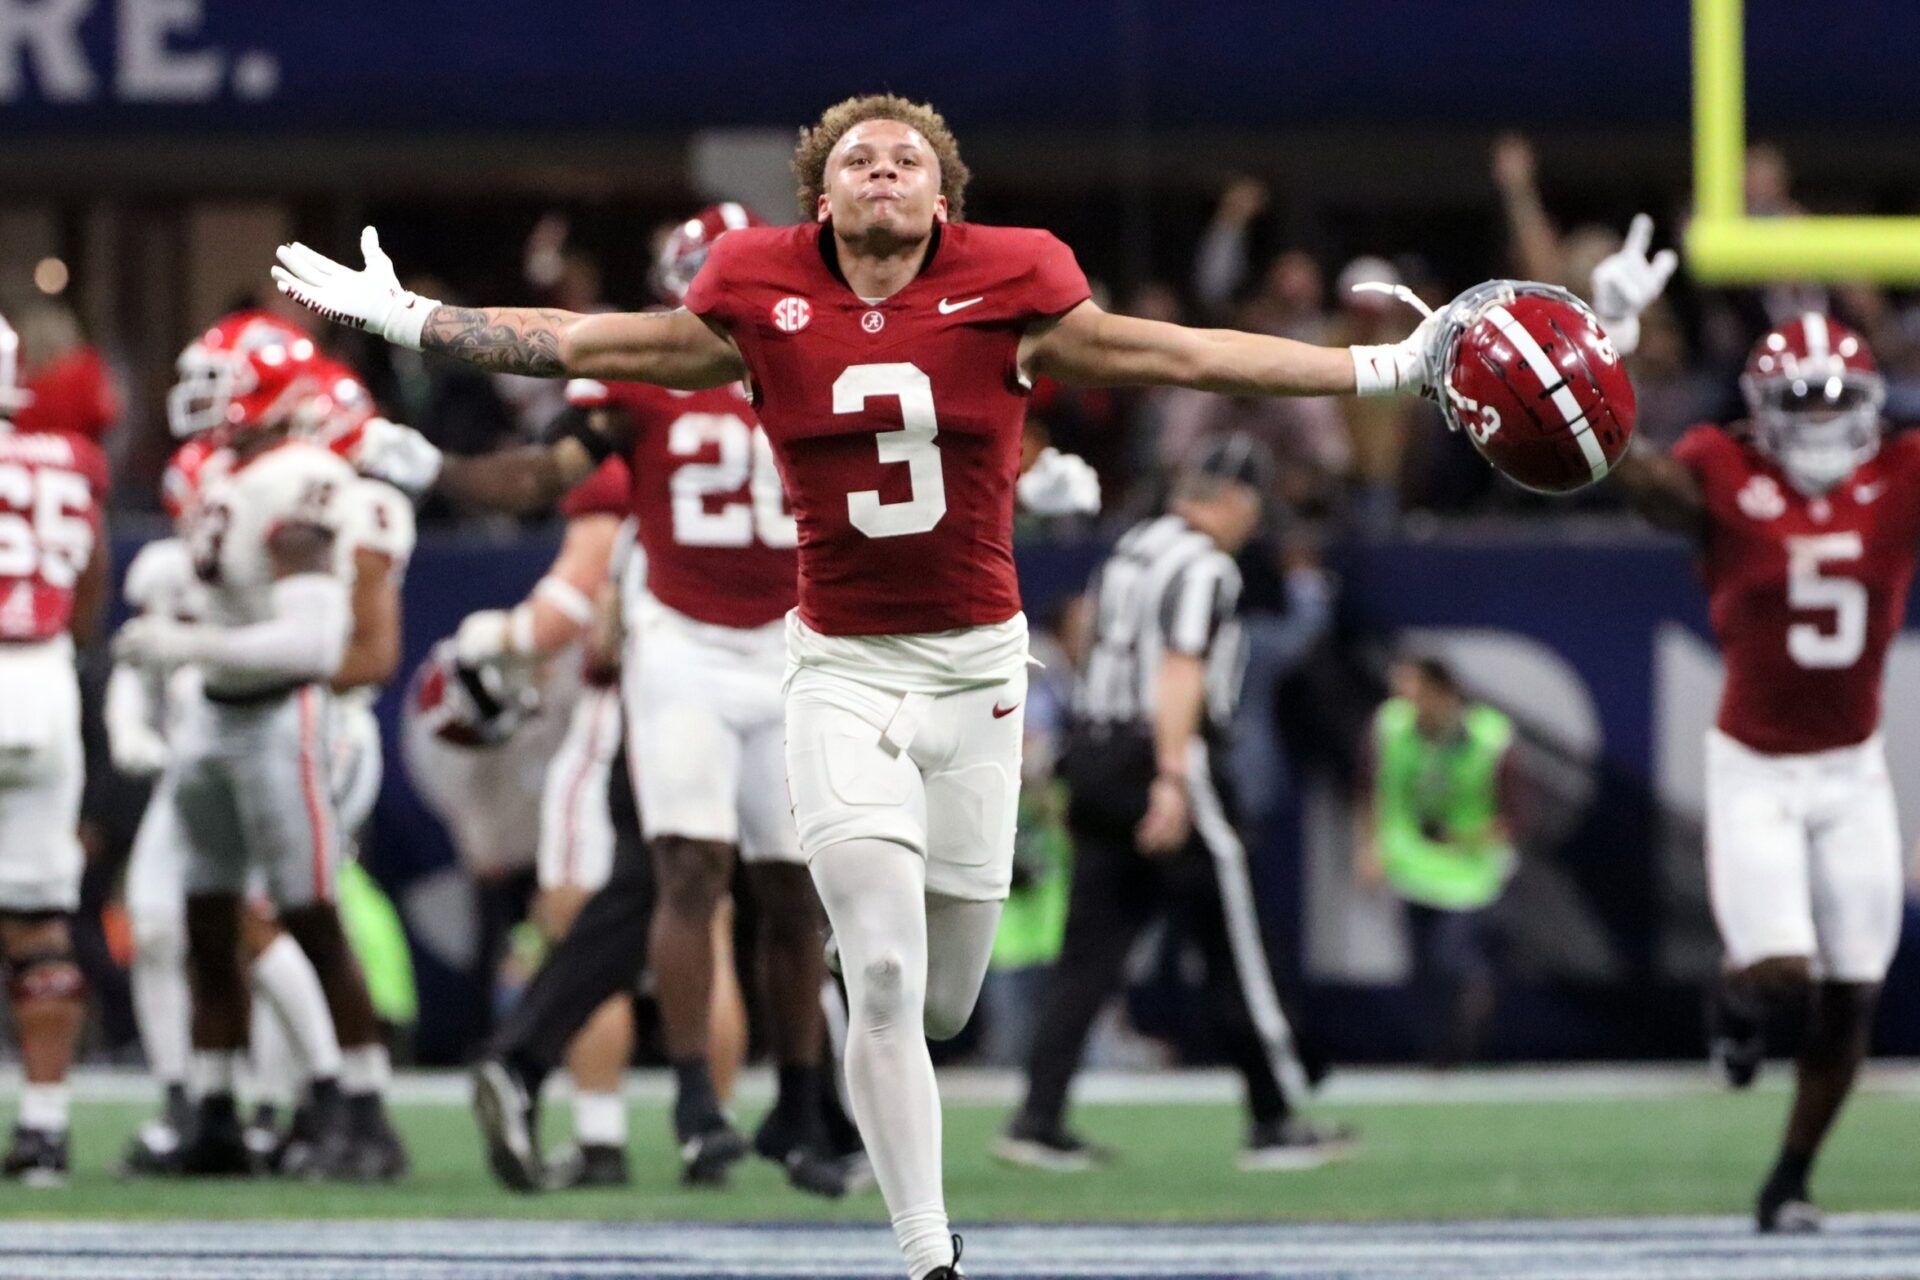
[1350, 344, 1413, 397]
[534, 575, 598, 626]
[379, 293, 442, 351]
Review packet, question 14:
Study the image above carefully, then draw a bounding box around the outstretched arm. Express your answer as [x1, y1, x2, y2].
[1020, 299, 1433, 399]
[273, 227, 746, 387]
[1610, 440, 1707, 540]
[349, 408, 625, 515]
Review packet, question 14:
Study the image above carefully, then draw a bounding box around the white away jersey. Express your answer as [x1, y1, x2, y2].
[337, 477, 415, 584]
[122, 537, 206, 624]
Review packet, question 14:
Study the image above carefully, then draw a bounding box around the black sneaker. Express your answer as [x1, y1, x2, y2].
[334, 1094, 408, 1182]
[678, 1120, 749, 1187]
[118, 1118, 184, 1178]
[275, 1082, 349, 1179]
[1758, 1178, 1822, 1233]
[992, 1117, 1113, 1172]
[1238, 1115, 1358, 1171]
[472, 1058, 544, 1193]
[754, 1106, 850, 1197]
[177, 1096, 255, 1177]
[1708, 983, 1765, 1090]
[544, 1142, 629, 1189]
[924, 1233, 966, 1280]
[2, 1125, 70, 1188]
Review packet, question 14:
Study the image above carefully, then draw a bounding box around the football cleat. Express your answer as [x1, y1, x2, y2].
[923, 1233, 966, 1280]
[472, 1058, 545, 1193]
[544, 1142, 630, 1190]
[176, 1096, 256, 1177]
[992, 1117, 1114, 1173]
[2, 1125, 70, 1188]
[678, 1120, 750, 1188]
[333, 1095, 409, 1182]
[1758, 1185, 1823, 1234]
[1237, 1115, 1359, 1172]
[1707, 983, 1765, 1090]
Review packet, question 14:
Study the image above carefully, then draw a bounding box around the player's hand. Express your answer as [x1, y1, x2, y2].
[348, 417, 444, 497]
[1136, 775, 1192, 856]
[1016, 447, 1102, 516]
[455, 608, 528, 670]
[1349, 288, 1446, 398]
[112, 616, 199, 672]
[1589, 214, 1678, 357]
[107, 720, 171, 778]
[272, 227, 443, 350]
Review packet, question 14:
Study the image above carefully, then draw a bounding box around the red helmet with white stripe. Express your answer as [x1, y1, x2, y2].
[168, 311, 320, 440]
[292, 356, 378, 453]
[1434, 281, 1637, 493]
[0, 310, 31, 421]
[1742, 312, 1886, 495]
[651, 202, 767, 303]
[160, 436, 219, 521]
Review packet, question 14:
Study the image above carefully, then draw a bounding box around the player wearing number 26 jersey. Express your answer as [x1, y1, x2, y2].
[1611, 305, 1908, 1233]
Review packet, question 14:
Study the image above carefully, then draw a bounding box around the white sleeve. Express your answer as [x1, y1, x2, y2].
[104, 663, 172, 776]
[184, 572, 351, 683]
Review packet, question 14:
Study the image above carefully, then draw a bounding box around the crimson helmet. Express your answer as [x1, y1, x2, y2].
[160, 436, 220, 521]
[0, 311, 31, 420]
[1431, 281, 1637, 494]
[1742, 313, 1886, 495]
[292, 356, 377, 453]
[408, 640, 540, 749]
[652, 202, 766, 304]
[167, 311, 319, 440]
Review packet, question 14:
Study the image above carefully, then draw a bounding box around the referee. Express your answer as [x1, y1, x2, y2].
[996, 434, 1352, 1172]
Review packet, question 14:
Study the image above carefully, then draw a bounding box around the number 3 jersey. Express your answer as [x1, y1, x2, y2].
[0, 430, 108, 643]
[1675, 424, 1920, 755]
[564, 378, 796, 630]
[683, 220, 1091, 639]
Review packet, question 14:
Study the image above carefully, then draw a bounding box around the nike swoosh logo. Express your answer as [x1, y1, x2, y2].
[938, 296, 984, 315]
[991, 702, 1021, 719]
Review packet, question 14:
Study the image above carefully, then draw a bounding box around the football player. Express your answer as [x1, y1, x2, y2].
[0, 308, 109, 1186]
[114, 317, 407, 1180]
[1601, 225, 1910, 1232]
[275, 95, 1445, 1280]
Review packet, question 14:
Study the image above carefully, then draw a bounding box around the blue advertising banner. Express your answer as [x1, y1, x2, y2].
[5, 1, 1915, 136]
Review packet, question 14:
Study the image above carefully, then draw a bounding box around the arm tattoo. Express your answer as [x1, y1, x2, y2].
[421, 306, 576, 376]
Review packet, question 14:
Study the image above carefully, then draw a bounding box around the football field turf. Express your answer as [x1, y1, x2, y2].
[6, 1066, 1917, 1223]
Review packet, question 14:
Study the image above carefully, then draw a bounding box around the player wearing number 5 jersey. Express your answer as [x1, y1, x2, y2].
[1609, 302, 1911, 1234]
[0, 310, 108, 1186]
[272, 94, 1446, 1280]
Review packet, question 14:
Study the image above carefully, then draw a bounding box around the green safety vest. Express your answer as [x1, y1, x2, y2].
[338, 859, 419, 1026]
[1372, 698, 1516, 911]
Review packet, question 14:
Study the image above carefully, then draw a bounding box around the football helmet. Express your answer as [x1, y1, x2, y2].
[0, 310, 32, 419]
[1430, 280, 1637, 493]
[160, 436, 219, 522]
[167, 311, 318, 440]
[1742, 313, 1886, 495]
[292, 356, 378, 454]
[409, 639, 540, 749]
[652, 202, 766, 304]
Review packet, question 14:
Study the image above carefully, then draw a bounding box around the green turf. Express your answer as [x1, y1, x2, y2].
[5, 1087, 1915, 1221]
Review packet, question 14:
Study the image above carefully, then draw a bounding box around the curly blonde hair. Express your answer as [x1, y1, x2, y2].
[792, 94, 971, 222]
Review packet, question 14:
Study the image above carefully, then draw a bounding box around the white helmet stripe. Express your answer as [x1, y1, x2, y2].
[1486, 304, 1610, 481]
[718, 202, 749, 230]
[1802, 312, 1830, 361]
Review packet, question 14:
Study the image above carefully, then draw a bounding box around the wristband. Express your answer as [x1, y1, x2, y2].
[506, 603, 537, 659]
[378, 292, 441, 351]
[534, 575, 598, 626]
[1350, 343, 1415, 397]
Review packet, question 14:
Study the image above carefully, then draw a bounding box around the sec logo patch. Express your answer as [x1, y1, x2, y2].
[771, 297, 812, 333]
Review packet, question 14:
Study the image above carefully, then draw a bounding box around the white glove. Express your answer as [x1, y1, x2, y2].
[1588, 214, 1678, 356]
[1349, 287, 1446, 398]
[349, 417, 444, 497]
[104, 666, 171, 778]
[1017, 447, 1102, 516]
[455, 608, 529, 669]
[272, 227, 443, 350]
[113, 616, 199, 672]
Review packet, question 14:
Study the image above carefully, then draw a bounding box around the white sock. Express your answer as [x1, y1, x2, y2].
[19, 1083, 69, 1133]
[810, 839, 950, 1280]
[130, 925, 192, 1091]
[189, 1050, 243, 1099]
[340, 1043, 391, 1096]
[572, 1090, 627, 1147]
[249, 933, 343, 1080]
[248, 999, 299, 1109]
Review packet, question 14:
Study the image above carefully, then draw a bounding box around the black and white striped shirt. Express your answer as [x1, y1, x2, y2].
[1075, 514, 1246, 734]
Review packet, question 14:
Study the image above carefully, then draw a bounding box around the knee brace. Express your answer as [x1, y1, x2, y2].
[7, 949, 86, 1003]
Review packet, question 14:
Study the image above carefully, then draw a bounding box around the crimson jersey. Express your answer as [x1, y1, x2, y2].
[0, 430, 108, 642]
[1676, 424, 1920, 754]
[558, 456, 631, 521]
[569, 379, 797, 629]
[683, 221, 1091, 636]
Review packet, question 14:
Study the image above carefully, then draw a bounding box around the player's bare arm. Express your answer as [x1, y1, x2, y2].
[273, 227, 745, 387]
[1137, 648, 1206, 855]
[1021, 300, 1364, 396]
[67, 516, 108, 646]
[333, 547, 402, 691]
[1610, 440, 1707, 540]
